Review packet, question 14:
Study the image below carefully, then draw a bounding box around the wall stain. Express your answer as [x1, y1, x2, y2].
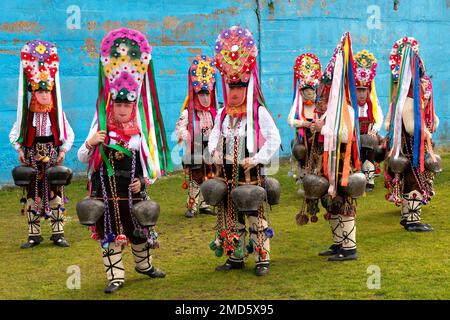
[87, 21, 97, 31]
[187, 48, 202, 55]
[0, 21, 43, 34]
[160, 69, 178, 75]
[81, 37, 99, 66]
[0, 49, 16, 55]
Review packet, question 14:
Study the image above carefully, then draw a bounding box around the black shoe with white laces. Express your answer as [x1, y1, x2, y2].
[104, 281, 124, 294]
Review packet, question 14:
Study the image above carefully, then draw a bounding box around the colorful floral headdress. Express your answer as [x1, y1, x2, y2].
[354, 50, 377, 88]
[89, 28, 172, 182]
[178, 54, 218, 146]
[21, 40, 59, 91]
[389, 36, 420, 82]
[100, 28, 152, 102]
[294, 53, 322, 89]
[190, 55, 216, 93]
[213, 26, 257, 84]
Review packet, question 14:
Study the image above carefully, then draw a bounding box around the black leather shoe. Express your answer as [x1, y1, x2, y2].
[135, 266, 166, 278]
[319, 244, 340, 256]
[215, 259, 244, 271]
[328, 249, 358, 261]
[185, 209, 195, 218]
[404, 223, 433, 232]
[51, 235, 70, 247]
[104, 281, 124, 294]
[199, 207, 215, 215]
[255, 264, 269, 276]
[20, 236, 43, 249]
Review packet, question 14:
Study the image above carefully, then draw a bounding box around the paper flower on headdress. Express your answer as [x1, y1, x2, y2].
[421, 75, 433, 100]
[389, 36, 420, 82]
[354, 50, 377, 88]
[21, 40, 59, 91]
[190, 55, 216, 93]
[100, 28, 152, 101]
[294, 53, 322, 89]
[213, 26, 257, 84]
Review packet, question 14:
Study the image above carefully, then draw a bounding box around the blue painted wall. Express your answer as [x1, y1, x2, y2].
[0, 0, 449, 184]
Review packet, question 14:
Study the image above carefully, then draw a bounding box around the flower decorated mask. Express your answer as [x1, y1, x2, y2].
[354, 50, 377, 88]
[100, 28, 152, 102]
[213, 26, 257, 84]
[21, 40, 59, 91]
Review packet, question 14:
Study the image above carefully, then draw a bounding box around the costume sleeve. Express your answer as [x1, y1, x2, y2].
[207, 108, 223, 155]
[61, 113, 75, 152]
[9, 121, 22, 151]
[287, 101, 305, 128]
[77, 123, 98, 164]
[175, 109, 189, 141]
[252, 107, 281, 165]
[372, 99, 384, 133]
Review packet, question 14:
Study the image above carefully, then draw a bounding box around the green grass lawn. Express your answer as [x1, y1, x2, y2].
[1, 155, 449, 300]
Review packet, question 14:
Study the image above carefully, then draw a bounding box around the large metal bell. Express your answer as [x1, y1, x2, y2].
[132, 200, 160, 227]
[425, 154, 442, 173]
[200, 178, 227, 206]
[76, 198, 104, 226]
[47, 165, 73, 186]
[292, 143, 306, 161]
[303, 174, 329, 200]
[265, 177, 280, 205]
[12, 165, 37, 187]
[340, 173, 367, 198]
[388, 155, 409, 174]
[374, 145, 386, 163]
[231, 185, 266, 212]
[360, 134, 378, 149]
